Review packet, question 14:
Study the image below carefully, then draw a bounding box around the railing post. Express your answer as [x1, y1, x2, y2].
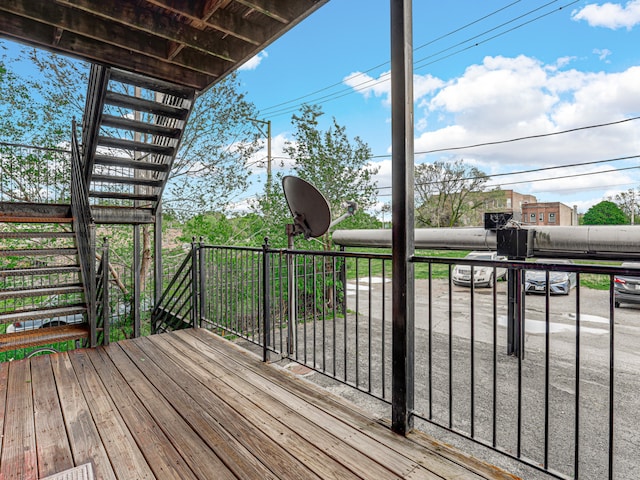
[286, 225, 296, 355]
[133, 224, 141, 338]
[199, 237, 206, 328]
[262, 237, 271, 362]
[191, 237, 199, 328]
[101, 237, 110, 346]
[88, 223, 97, 347]
[340, 245, 347, 322]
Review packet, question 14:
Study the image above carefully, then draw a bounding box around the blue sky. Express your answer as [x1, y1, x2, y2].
[237, 0, 640, 214]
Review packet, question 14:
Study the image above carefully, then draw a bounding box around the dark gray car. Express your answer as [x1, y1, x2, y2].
[614, 262, 640, 308]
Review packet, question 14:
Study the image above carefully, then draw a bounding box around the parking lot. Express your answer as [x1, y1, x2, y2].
[309, 276, 640, 479]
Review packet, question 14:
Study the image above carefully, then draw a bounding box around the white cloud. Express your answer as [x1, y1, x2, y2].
[412, 55, 640, 175]
[343, 70, 443, 105]
[239, 51, 268, 71]
[343, 71, 391, 103]
[594, 48, 613, 61]
[572, 0, 640, 30]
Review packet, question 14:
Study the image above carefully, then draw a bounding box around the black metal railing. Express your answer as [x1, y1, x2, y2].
[154, 241, 639, 480]
[82, 64, 110, 183]
[152, 242, 197, 333]
[96, 238, 110, 346]
[70, 120, 96, 346]
[0, 141, 71, 203]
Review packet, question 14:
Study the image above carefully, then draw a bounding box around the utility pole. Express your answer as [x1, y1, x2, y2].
[247, 117, 272, 189]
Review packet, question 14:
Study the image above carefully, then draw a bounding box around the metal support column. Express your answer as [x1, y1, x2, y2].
[390, 0, 415, 435]
[133, 224, 141, 338]
[155, 202, 163, 307]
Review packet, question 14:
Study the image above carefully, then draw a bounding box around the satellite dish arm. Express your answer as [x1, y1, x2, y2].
[329, 201, 357, 230]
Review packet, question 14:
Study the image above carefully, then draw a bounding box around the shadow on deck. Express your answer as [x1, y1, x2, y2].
[0, 329, 518, 479]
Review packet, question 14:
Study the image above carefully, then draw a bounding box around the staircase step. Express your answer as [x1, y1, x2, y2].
[0, 247, 77, 257]
[0, 231, 74, 239]
[0, 324, 90, 353]
[90, 174, 164, 188]
[0, 265, 81, 277]
[0, 203, 72, 223]
[0, 305, 87, 325]
[105, 91, 190, 120]
[93, 155, 170, 173]
[97, 136, 175, 156]
[88, 191, 159, 202]
[0, 284, 84, 301]
[110, 69, 195, 99]
[101, 114, 182, 138]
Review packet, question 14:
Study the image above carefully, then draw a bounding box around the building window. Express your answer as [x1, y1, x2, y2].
[549, 212, 556, 223]
[539, 212, 544, 222]
[530, 213, 536, 222]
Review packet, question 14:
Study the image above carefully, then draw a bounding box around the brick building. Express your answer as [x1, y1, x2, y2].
[521, 201, 576, 226]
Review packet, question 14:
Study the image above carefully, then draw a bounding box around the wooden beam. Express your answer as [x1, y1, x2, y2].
[0, 3, 234, 76]
[64, 0, 264, 46]
[234, 0, 295, 24]
[0, 12, 216, 89]
[145, 0, 266, 45]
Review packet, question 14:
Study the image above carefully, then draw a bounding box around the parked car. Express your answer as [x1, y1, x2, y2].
[614, 262, 640, 308]
[452, 251, 508, 288]
[5, 312, 85, 334]
[525, 259, 577, 295]
[5, 302, 131, 333]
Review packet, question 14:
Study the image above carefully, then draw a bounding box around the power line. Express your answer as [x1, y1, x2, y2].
[374, 154, 640, 192]
[375, 162, 640, 198]
[258, 1, 525, 115]
[259, 1, 576, 119]
[367, 115, 640, 160]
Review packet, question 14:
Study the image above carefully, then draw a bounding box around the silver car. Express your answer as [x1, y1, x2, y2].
[525, 259, 577, 295]
[452, 251, 508, 288]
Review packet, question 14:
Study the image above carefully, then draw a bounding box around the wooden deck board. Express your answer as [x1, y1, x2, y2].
[49, 354, 116, 480]
[2, 360, 37, 480]
[0, 329, 518, 479]
[30, 356, 74, 479]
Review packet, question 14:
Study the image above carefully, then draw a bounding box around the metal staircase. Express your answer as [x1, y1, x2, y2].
[0, 215, 90, 355]
[0, 65, 197, 358]
[82, 65, 196, 221]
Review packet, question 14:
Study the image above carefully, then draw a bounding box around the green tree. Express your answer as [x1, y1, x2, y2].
[582, 200, 627, 225]
[10, 43, 260, 216]
[256, 104, 379, 249]
[608, 189, 639, 224]
[414, 159, 495, 227]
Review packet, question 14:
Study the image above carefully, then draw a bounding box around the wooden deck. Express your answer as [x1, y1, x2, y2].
[0, 329, 518, 479]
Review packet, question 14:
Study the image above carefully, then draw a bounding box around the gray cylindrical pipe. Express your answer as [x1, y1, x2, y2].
[333, 225, 640, 259]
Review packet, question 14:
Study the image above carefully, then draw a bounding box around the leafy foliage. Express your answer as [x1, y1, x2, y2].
[164, 74, 261, 217]
[414, 159, 496, 227]
[255, 104, 379, 249]
[608, 188, 639, 222]
[582, 200, 627, 225]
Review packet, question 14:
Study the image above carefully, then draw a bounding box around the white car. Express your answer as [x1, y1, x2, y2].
[452, 251, 508, 288]
[6, 312, 85, 333]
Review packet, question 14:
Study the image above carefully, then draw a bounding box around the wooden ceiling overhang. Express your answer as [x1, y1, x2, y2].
[0, 0, 328, 92]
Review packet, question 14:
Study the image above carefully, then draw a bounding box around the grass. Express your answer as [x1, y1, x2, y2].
[575, 259, 620, 290]
[341, 248, 468, 281]
[341, 248, 622, 290]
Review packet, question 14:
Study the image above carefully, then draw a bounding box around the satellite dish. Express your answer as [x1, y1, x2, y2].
[282, 176, 331, 239]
